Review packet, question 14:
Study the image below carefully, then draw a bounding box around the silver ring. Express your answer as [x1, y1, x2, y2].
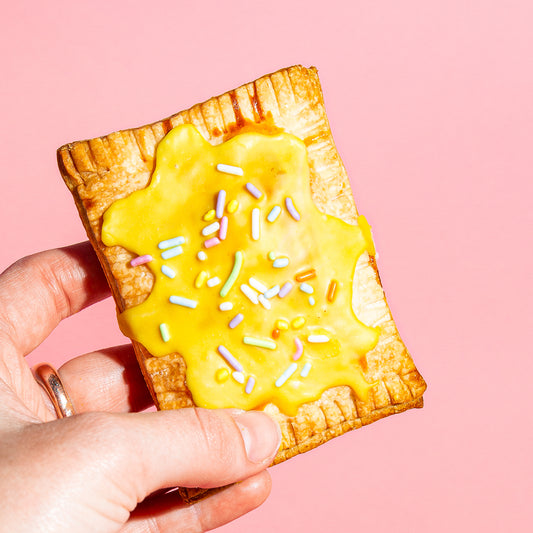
[33, 363, 75, 418]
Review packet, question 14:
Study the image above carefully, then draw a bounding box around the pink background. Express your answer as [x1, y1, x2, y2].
[1, 1, 532, 531]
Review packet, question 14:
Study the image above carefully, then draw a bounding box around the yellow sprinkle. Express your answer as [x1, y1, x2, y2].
[195, 271, 208, 288]
[227, 199, 239, 213]
[276, 319, 289, 331]
[291, 317, 306, 329]
[203, 209, 216, 221]
[215, 368, 230, 383]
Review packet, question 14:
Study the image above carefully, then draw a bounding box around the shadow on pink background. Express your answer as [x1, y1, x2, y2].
[1, 1, 531, 531]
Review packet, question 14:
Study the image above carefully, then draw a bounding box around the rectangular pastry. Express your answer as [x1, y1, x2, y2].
[58, 65, 426, 499]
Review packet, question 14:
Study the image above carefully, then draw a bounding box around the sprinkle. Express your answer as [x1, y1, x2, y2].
[227, 199, 239, 213]
[204, 237, 221, 249]
[292, 337, 303, 361]
[308, 296, 316, 306]
[300, 362, 312, 378]
[275, 363, 298, 387]
[169, 295, 198, 309]
[251, 208, 261, 241]
[220, 250, 244, 297]
[272, 328, 280, 340]
[299, 283, 314, 295]
[158, 236, 185, 250]
[276, 319, 289, 330]
[273, 257, 289, 268]
[291, 317, 305, 329]
[327, 279, 338, 302]
[308, 334, 330, 343]
[258, 294, 271, 310]
[218, 216, 228, 240]
[161, 265, 176, 278]
[264, 285, 280, 299]
[240, 284, 259, 304]
[278, 282, 293, 298]
[246, 183, 263, 199]
[243, 336, 277, 350]
[245, 376, 256, 394]
[217, 163, 243, 176]
[194, 271, 208, 288]
[249, 277, 268, 293]
[203, 209, 216, 221]
[268, 251, 277, 261]
[217, 345, 244, 372]
[267, 205, 282, 222]
[232, 371, 245, 384]
[197, 251, 208, 261]
[161, 246, 183, 259]
[215, 368, 230, 383]
[219, 302, 233, 311]
[202, 221, 220, 236]
[159, 323, 170, 342]
[295, 269, 316, 282]
[229, 313, 244, 329]
[207, 276, 221, 287]
[130, 255, 153, 267]
[285, 197, 301, 221]
[216, 190, 226, 218]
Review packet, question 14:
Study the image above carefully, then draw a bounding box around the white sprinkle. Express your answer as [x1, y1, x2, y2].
[273, 257, 289, 268]
[158, 236, 185, 250]
[219, 302, 234, 311]
[300, 362, 312, 378]
[308, 296, 316, 306]
[161, 246, 183, 260]
[161, 265, 176, 278]
[216, 190, 226, 218]
[202, 221, 220, 236]
[245, 376, 256, 394]
[229, 313, 244, 328]
[258, 294, 272, 310]
[169, 295, 198, 309]
[245, 182, 263, 199]
[263, 285, 280, 299]
[251, 208, 260, 241]
[267, 205, 281, 222]
[197, 251, 208, 261]
[307, 334, 330, 343]
[275, 363, 298, 387]
[232, 371, 245, 384]
[299, 283, 314, 295]
[207, 276, 221, 287]
[249, 277, 268, 293]
[217, 163, 244, 176]
[240, 284, 259, 304]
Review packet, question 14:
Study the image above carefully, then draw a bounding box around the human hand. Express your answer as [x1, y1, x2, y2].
[0, 242, 281, 532]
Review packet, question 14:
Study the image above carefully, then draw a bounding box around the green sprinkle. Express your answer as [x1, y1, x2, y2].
[159, 323, 170, 342]
[243, 336, 277, 350]
[220, 250, 244, 298]
[268, 251, 276, 261]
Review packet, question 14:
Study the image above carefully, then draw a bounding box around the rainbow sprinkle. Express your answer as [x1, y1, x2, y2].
[285, 197, 301, 221]
[268, 251, 277, 261]
[300, 362, 312, 378]
[258, 294, 272, 310]
[276, 319, 289, 330]
[202, 221, 220, 236]
[219, 216, 228, 240]
[264, 285, 280, 299]
[278, 282, 293, 298]
[267, 205, 281, 222]
[161, 246, 183, 260]
[204, 237, 221, 249]
[161, 265, 176, 278]
[246, 183, 263, 199]
[130, 255, 153, 267]
[220, 250, 243, 297]
[249, 277, 268, 293]
[240, 284, 259, 304]
[229, 313, 244, 329]
[299, 283, 314, 295]
[216, 190, 226, 218]
[203, 209, 216, 221]
[219, 302, 233, 311]
[217, 345, 244, 372]
[232, 371, 245, 384]
[307, 334, 330, 343]
[206, 276, 221, 288]
[275, 363, 298, 387]
[295, 269, 316, 282]
[158, 236, 185, 250]
[243, 336, 277, 350]
[194, 271, 208, 288]
[197, 251, 208, 261]
[169, 295, 198, 309]
[159, 323, 170, 342]
[273, 257, 289, 268]
[292, 337, 303, 360]
[245, 376, 256, 394]
[309, 296, 316, 306]
[227, 199, 239, 213]
[327, 279, 338, 302]
[291, 317, 305, 329]
[216, 163, 243, 176]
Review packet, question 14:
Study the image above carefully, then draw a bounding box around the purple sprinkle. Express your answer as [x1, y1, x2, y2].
[245, 376, 256, 394]
[229, 313, 244, 329]
[278, 281, 293, 298]
[204, 237, 221, 249]
[130, 255, 153, 267]
[245, 183, 262, 199]
[217, 345, 244, 372]
[216, 190, 226, 218]
[219, 216, 228, 240]
[285, 197, 301, 221]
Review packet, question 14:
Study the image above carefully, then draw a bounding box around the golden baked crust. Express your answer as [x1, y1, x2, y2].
[58, 65, 426, 494]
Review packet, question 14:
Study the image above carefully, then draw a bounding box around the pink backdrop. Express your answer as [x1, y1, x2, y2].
[1, 1, 531, 531]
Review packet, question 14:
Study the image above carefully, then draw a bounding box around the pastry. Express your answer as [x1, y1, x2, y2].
[58, 65, 426, 500]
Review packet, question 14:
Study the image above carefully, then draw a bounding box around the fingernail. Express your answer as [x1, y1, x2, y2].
[232, 411, 281, 464]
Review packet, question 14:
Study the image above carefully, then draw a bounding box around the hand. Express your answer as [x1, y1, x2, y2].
[0, 242, 281, 532]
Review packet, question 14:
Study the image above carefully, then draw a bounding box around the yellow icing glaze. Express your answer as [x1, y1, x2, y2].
[102, 124, 379, 416]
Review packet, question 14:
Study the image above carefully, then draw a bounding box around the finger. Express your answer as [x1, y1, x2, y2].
[0, 242, 109, 356]
[124, 471, 272, 532]
[58, 345, 153, 414]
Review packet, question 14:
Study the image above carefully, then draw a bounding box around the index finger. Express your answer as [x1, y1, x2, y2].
[0, 242, 110, 356]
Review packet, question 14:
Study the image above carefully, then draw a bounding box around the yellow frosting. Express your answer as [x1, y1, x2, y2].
[102, 124, 379, 416]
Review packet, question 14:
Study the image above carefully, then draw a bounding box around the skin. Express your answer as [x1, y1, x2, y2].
[0, 242, 281, 532]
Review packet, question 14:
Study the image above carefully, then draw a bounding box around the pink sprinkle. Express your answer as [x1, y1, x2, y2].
[219, 216, 228, 240]
[216, 190, 226, 218]
[292, 337, 303, 361]
[130, 255, 153, 267]
[204, 237, 221, 249]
